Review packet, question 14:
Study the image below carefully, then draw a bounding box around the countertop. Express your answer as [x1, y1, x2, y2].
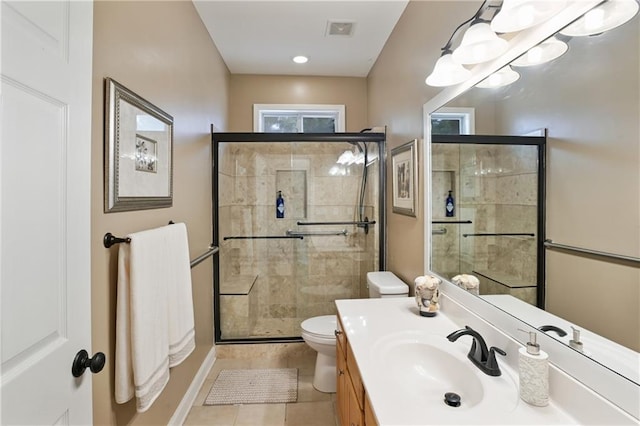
[335, 297, 635, 425]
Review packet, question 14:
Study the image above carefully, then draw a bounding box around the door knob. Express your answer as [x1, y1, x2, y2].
[72, 349, 106, 377]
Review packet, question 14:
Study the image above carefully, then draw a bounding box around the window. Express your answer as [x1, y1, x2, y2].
[431, 107, 475, 135]
[254, 104, 345, 133]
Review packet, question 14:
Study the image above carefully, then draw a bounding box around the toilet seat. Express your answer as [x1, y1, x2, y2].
[301, 315, 336, 341]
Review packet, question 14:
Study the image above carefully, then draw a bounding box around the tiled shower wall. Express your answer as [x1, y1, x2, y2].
[431, 143, 538, 305]
[218, 142, 379, 339]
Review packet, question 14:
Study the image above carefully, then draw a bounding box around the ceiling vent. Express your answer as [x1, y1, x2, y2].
[326, 21, 355, 37]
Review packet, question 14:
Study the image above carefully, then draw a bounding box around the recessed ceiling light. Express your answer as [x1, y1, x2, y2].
[293, 56, 308, 64]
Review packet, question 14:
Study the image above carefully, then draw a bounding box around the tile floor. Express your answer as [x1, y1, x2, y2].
[184, 350, 339, 426]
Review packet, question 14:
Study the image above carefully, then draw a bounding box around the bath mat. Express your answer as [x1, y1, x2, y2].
[204, 368, 298, 405]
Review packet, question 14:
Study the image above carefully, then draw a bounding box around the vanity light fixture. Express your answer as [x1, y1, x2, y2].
[560, 0, 639, 36]
[491, 0, 567, 33]
[425, 51, 472, 87]
[425, 0, 568, 87]
[293, 55, 308, 64]
[511, 36, 569, 67]
[452, 20, 508, 65]
[475, 65, 520, 88]
[425, 0, 492, 87]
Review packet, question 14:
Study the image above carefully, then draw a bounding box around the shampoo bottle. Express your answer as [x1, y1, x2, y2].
[518, 330, 549, 407]
[276, 191, 285, 219]
[445, 190, 455, 217]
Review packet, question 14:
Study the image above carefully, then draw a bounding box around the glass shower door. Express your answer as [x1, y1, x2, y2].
[431, 135, 545, 307]
[214, 134, 384, 342]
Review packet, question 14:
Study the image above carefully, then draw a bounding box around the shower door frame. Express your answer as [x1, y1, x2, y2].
[211, 132, 387, 344]
[431, 133, 547, 309]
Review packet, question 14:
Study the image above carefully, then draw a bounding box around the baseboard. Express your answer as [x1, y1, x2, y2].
[168, 346, 217, 425]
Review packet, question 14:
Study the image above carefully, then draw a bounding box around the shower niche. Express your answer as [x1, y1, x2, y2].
[212, 133, 386, 343]
[275, 169, 307, 219]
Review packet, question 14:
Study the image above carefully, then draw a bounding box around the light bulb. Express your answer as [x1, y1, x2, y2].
[491, 0, 567, 33]
[476, 66, 520, 88]
[560, 0, 639, 36]
[452, 22, 508, 65]
[585, 8, 606, 31]
[425, 53, 471, 87]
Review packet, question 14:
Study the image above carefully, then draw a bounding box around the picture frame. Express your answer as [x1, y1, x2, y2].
[391, 139, 418, 217]
[104, 78, 173, 212]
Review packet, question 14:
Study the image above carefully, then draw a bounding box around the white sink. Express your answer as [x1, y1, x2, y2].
[371, 330, 519, 413]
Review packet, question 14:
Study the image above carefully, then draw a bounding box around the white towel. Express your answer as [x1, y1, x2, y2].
[166, 223, 195, 366]
[115, 223, 195, 412]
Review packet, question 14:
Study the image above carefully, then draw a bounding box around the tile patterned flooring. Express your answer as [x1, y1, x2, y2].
[184, 350, 339, 426]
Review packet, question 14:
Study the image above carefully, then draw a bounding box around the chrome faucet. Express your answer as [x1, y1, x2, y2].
[447, 326, 506, 377]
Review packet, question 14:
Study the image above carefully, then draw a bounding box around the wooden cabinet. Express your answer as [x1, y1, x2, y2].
[336, 317, 378, 426]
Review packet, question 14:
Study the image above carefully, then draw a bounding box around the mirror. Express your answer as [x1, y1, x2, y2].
[426, 4, 639, 389]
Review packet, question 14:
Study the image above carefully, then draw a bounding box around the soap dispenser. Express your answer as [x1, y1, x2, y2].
[569, 326, 583, 353]
[518, 329, 549, 407]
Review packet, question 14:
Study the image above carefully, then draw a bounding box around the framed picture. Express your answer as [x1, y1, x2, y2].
[391, 139, 418, 217]
[104, 78, 173, 212]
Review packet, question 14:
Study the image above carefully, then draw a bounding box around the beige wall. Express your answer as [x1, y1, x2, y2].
[492, 17, 640, 351]
[91, 1, 229, 424]
[228, 75, 368, 132]
[367, 1, 480, 285]
[370, 1, 639, 351]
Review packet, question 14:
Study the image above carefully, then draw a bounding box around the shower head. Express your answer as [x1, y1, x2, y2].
[347, 141, 364, 153]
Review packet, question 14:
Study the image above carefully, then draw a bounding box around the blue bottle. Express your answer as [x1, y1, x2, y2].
[276, 191, 285, 218]
[446, 190, 455, 217]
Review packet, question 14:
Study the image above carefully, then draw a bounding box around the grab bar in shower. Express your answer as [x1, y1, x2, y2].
[432, 220, 473, 224]
[286, 229, 348, 237]
[432, 228, 447, 235]
[297, 220, 376, 226]
[297, 219, 377, 235]
[462, 233, 535, 238]
[222, 235, 304, 240]
[544, 239, 640, 264]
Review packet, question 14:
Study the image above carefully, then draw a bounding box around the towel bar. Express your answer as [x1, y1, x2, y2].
[104, 232, 131, 248]
[544, 239, 640, 264]
[103, 232, 219, 268]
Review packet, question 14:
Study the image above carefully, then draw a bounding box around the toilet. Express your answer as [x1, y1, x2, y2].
[300, 271, 409, 392]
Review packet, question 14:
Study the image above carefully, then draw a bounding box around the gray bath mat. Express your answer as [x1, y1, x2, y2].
[204, 368, 298, 405]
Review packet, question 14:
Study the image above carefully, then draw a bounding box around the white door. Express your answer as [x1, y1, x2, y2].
[1, 1, 94, 424]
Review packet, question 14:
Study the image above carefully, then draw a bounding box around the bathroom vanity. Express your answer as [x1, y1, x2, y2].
[335, 313, 377, 426]
[335, 296, 637, 425]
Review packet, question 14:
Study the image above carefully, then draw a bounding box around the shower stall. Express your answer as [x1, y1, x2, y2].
[430, 134, 546, 307]
[212, 132, 386, 343]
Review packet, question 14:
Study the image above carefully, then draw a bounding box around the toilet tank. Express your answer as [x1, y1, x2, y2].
[366, 271, 409, 298]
